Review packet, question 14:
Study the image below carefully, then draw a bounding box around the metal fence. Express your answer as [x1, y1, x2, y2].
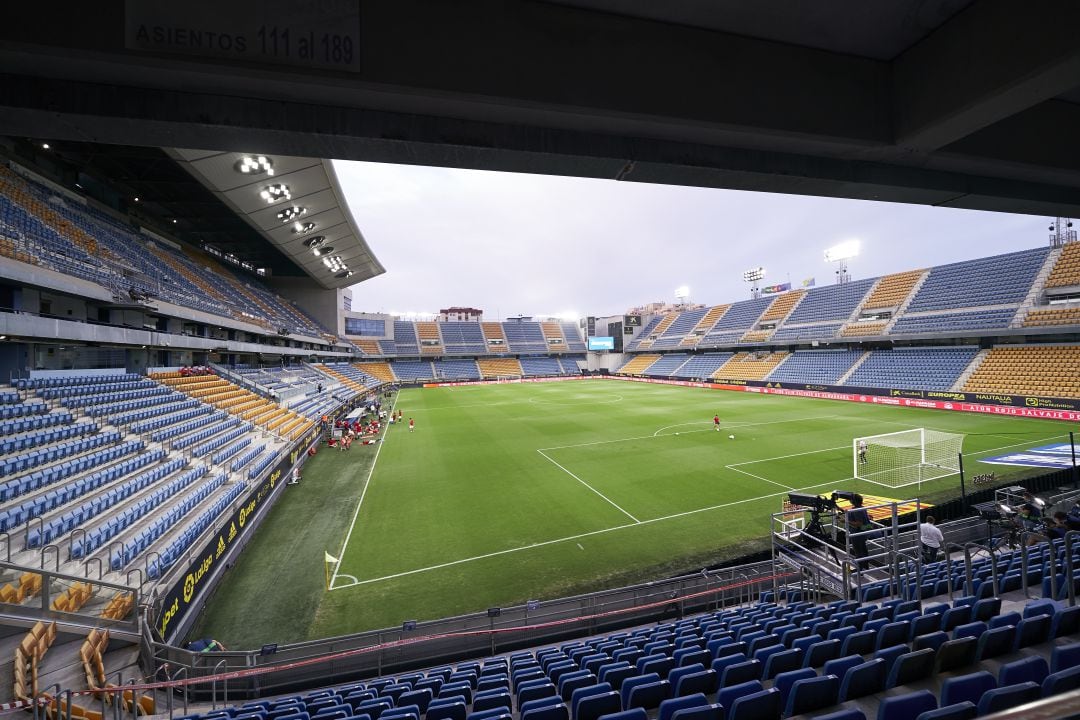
[147, 560, 784, 704]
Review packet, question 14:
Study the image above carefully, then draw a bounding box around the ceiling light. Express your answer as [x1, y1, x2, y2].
[312, 246, 334, 258]
[335, 270, 354, 279]
[171, 219, 178, 224]
[303, 235, 326, 249]
[236, 156, 274, 176]
[133, 197, 140, 202]
[292, 221, 316, 235]
[41, 143, 50, 150]
[259, 184, 291, 204]
[322, 256, 348, 273]
[276, 206, 306, 223]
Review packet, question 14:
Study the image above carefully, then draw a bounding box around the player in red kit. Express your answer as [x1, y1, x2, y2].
[409, 418, 415, 432]
[713, 414, 720, 431]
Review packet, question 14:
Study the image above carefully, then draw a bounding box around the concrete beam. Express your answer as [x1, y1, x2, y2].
[894, 0, 1080, 152]
[1, 73, 1079, 218]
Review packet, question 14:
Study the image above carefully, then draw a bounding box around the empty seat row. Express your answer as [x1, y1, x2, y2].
[74, 464, 208, 559]
[112, 471, 230, 571]
[147, 480, 245, 579]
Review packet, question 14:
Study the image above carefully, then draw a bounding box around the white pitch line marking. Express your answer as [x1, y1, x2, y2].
[537, 449, 640, 523]
[330, 405, 394, 589]
[727, 444, 850, 467]
[330, 477, 848, 589]
[576, 543, 584, 550]
[540, 414, 843, 452]
[725, 465, 795, 491]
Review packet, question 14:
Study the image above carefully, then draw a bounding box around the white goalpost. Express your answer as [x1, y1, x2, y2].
[854, 428, 964, 488]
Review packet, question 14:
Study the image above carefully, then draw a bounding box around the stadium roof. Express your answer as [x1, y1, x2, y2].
[166, 149, 384, 290]
[13, 139, 382, 289]
[0, 0, 1078, 215]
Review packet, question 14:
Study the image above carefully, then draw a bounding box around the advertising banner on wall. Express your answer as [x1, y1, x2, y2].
[610, 374, 1080, 421]
[157, 425, 321, 643]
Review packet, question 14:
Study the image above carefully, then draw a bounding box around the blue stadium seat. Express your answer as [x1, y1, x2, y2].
[976, 682, 1041, 716]
[656, 693, 708, 720]
[877, 690, 937, 720]
[914, 702, 976, 720]
[941, 671, 996, 707]
[785, 674, 840, 718]
[727, 688, 779, 720]
[838, 658, 885, 702]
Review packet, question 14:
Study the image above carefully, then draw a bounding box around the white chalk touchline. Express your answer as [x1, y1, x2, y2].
[329, 477, 847, 590]
[329, 406, 394, 590]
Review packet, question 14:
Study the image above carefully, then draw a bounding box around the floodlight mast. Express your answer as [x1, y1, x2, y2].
[824, 240, 860, 285]
[1049, 217, 1076, 248]
[742, 267, 765, 299]
[675, 285, 690, 305]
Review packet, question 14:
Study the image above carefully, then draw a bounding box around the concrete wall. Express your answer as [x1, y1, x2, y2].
[269, 277, 342, 336]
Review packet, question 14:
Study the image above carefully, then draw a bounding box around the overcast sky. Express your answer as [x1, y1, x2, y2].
[335, 160, 1050, 320]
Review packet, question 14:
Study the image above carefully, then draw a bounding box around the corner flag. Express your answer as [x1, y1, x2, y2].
[324, 551, 338, 590]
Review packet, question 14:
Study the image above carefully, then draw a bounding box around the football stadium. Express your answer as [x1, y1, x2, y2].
[0, 3, 1079, 720]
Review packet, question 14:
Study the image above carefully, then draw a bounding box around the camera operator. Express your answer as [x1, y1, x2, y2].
[1045, 511, 1070, 541]
[845, 494, 872, 567]
[1014, 503, 1047, 546]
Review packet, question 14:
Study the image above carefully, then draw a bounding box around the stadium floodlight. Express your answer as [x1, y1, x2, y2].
[675, 285, 690, 301]
[304, 236, 326, 249]
[742, 267, 765, 282]
[557, 311, 579, 322]
[276, 206, 306, 222]
[236, 155, 274, 176]
[825, 239, 860, 285]
[259, 183, 291, 203]
[292, 221, 316, 235]
[824, 240, 860, 263]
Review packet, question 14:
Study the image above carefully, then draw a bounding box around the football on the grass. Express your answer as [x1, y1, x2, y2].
[729, 435, 735, 439]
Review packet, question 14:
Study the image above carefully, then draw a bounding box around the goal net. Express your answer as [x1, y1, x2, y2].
[854, 428, 964, 488]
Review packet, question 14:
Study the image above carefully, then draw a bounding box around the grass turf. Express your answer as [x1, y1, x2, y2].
[190, 379, 1075, 649]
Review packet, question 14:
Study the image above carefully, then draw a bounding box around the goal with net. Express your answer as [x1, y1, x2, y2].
[854, 428, 964, 488]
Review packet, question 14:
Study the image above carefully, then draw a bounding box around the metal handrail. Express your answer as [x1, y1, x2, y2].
[41, 544, 60, 572]
[1065, 531, 1079, 606]
[211, 659, 227, 710]
[84, 557, 103, 581]
[166, 665, 188, 719]
[1021, 532, 1058, 600]
[27, 516, 43, 553]
[33, 683, 61, 720]
[961, 542, 997, 598]
[894, 549, 922, 603]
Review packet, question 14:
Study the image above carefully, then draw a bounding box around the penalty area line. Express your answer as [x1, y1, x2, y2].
[329, 477, 849, 590]
[537, 449, 640, 523]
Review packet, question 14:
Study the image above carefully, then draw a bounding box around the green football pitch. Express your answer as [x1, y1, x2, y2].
[191, 379, 1076, 649]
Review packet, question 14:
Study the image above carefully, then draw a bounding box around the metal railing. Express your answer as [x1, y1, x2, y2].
[145, 559, 781, 701]
[0, 560, 139, 632]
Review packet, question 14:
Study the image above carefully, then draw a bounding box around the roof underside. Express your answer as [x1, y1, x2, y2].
[21, 141, 383, 289]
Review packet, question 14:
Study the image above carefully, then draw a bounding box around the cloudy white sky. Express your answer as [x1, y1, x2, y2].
[336, 160, 1050, 320]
